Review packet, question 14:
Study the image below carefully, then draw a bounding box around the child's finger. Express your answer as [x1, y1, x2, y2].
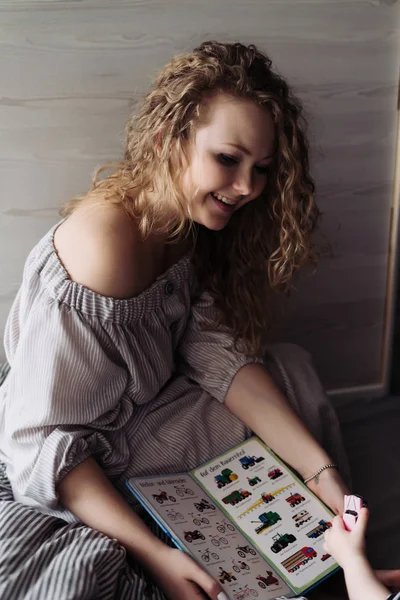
[332, 514, 346, 530]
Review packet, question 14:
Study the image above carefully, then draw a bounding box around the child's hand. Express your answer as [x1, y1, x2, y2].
[323, 507, 369, 570]
[146, 545, 227, 600]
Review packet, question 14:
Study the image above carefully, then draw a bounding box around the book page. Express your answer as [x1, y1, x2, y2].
[127, 473, 291, 600]
[190, 438, 339, 595]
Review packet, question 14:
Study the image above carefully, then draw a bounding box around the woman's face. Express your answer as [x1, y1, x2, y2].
[180, 93, 276, 231]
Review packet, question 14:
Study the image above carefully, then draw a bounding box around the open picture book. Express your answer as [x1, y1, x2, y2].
[126, 437, 339, 599]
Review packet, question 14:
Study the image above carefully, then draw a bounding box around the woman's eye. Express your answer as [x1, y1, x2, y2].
[217, 154, 238, 167]
[254, 165, 269, 174]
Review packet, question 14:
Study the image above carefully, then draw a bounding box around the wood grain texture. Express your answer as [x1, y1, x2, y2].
[0, 0, 399, 395]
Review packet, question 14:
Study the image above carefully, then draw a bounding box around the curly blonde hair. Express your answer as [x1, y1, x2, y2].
[62, 41, 319, 358]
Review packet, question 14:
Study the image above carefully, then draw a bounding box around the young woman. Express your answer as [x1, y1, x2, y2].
[0, 41, 350, 599]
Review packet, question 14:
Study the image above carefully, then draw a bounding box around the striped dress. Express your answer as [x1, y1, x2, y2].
[0, 224, 350, 599]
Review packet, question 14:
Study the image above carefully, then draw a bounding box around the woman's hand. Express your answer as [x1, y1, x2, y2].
[323, 507, 368, 569]
[305, 467, 349, 515]
[145, 545, 227, 600]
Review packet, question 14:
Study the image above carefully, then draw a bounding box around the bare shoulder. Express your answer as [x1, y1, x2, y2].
[54, 202, 145, 298]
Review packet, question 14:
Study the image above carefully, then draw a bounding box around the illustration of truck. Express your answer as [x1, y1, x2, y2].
[239, 455, 265, 469]
[214, 468, 238, 488]
[285, 492, 305, 507]
[270, 532, 297, 553]
[267, 465, 283, 480]
[292, 510, 312, 527]
[251, 511, 281, 534]
[281, 547, 317, 573]
[261, 492, 275, 504]
[222, 489, 252, 506]
[306, 519, 332, 539]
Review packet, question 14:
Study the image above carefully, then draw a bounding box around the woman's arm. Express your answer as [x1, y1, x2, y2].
[58, 457, 228, 600]
[58, 457, 165, 561]
[225, 363, 349, 513]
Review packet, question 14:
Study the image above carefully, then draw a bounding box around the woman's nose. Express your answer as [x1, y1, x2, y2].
[232, 169, 253, 197]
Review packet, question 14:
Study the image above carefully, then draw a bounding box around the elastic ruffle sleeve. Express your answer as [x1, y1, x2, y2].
[2, 297, 129, 513]
[177, 291, 261, 403]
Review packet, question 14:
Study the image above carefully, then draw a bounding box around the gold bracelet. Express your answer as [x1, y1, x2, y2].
[303, 464, 338, 485]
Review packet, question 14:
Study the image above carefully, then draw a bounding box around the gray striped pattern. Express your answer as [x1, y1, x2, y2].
[0, 225, 350, 598]
[0, 362, 9, 387]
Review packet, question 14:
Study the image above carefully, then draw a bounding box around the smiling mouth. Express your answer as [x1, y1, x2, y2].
[211, 192, 237, 206]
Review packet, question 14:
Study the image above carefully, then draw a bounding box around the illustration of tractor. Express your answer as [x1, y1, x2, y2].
[218, 568, 237, 584]
[152, 490, 176, 504]
[270, 532, 297, 553]
[222, 489, 252, 506]
[247, 476, 261, 486]
[267, 465, 283, 480]
[256, 571, 279, 588]
[214, 468, 238, 488]
[239, 455, 265, 469]
[252, 511, 281, 534]
[261, 492, 275, 504]
[184, 530, 205, 543]
[285, 492, 305, 507]
[194, 498, 215, 512]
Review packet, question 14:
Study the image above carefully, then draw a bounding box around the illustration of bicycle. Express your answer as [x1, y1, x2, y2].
[166, 508, 184, 521]
[189, 512, 210, 526]
[199, 547, 220, 563]
[233, 586, 258, 599]
[174, 485, 194, 497]
[216, 519, 235, 534]
[210, 534, 228, 547]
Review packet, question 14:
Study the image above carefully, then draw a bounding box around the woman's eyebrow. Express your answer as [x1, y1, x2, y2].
[223, 142, 274, 160]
